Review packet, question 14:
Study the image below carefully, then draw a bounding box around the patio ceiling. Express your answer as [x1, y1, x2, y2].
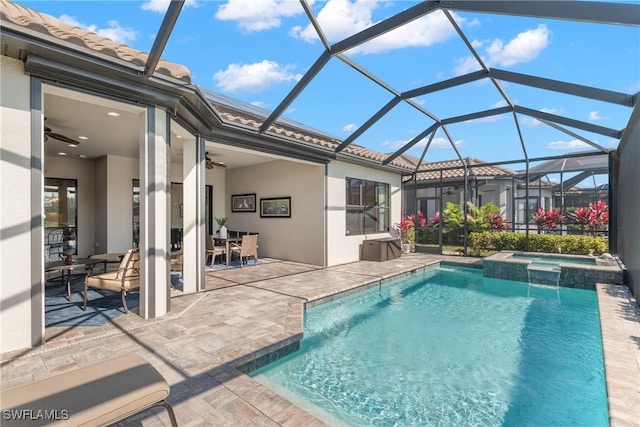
[136, 0, 640, 175]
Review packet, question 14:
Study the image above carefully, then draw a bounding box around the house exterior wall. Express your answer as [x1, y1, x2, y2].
[1, 55, 35, 353]
[617, 104, 640, 305]
[226, 159, 325, 266]
[327, 161, 402, 266]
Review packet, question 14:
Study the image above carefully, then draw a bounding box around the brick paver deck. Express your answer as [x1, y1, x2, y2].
[1, 254, 638, 426]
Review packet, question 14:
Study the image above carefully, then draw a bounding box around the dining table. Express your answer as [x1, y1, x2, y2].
[214, 234, 243, 266]
[45, 257, 107, 300]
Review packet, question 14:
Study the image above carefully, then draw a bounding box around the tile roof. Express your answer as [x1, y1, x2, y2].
[210, 100, 417, 169]
[0, 0, 191, 83]
[411, 157, 515, 182]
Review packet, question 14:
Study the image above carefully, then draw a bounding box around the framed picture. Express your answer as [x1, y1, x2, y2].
[260, 197, 291, 218]
[231, 193, 256, 212]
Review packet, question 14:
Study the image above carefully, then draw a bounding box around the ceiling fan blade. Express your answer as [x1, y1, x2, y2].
[205, 152, 226, 168]
[47, 132, 80, 145]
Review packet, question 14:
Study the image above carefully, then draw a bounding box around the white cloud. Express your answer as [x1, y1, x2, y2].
[59, 15, 137, 44]
[454, 24, 550, 74]
[588, 111, 602, 121]
[213, 60, 302, 92]
[342, 123, 358, 132]
[546, 139, 590, 150]
[250, 101, 266, 108]
[492, 100, 508, 108]
[215, 0, 305, 32]
[453, 56, 481, 75]
[292, 2, 461, 54]
[141, 0, 199, 13]
[486, 24, 550, 67]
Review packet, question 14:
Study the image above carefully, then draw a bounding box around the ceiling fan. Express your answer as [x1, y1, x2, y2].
[205, 152, 226, 169]
[44, 118, 80, 146]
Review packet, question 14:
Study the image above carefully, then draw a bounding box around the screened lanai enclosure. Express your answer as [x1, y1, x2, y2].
[46, 1, 637, 256]
[402, 151, 614, 254]
[234, 1, 635, 256]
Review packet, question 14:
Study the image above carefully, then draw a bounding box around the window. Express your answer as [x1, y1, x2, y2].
[44, 178, 77, 255]
[345, 177, 389, 235]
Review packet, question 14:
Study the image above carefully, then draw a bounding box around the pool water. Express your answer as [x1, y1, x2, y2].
[250, 266, 608, 426]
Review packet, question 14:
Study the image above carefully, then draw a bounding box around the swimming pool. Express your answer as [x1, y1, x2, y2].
[250, 266, 608, 426]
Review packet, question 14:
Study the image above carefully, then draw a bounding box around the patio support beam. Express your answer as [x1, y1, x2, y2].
[180, 133, 205, 294]
[335, 96, 401, 152]
[490, 69, 635, 107]
[402, 70, 487, 99]
[144, 0, 184, 78]
[537, 118, 610, 152]
[440, 1, 640, 27]
[331, 1, 440, 54]
[383, 122, 440, 165]
[259, 50, 331, 134]
[139, 106, 172, 319]
[442, 106, 513, 125]
[514, 106, 622, 139]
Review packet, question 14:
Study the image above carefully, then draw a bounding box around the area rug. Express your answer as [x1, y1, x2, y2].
[206, 259, 259, 271]
[45, 278, 139, 327]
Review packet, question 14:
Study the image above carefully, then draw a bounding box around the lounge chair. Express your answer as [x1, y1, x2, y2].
[83, 249, 140, 314]
[229, 234, 259, 267]
[0, 353, 177, 426]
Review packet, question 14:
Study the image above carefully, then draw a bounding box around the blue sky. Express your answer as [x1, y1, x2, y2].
[18, 0, 640, 181]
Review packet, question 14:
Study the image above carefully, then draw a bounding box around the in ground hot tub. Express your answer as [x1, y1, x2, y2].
[483, 251, 623, 289]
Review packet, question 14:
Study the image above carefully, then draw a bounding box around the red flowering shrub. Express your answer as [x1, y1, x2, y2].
[568, 200, 609, 236]
[533, 208, 564, 231]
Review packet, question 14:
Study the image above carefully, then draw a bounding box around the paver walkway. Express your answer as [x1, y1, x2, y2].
[1, 254, 638, 426]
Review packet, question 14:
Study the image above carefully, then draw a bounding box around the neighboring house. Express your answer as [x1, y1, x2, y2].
[0, 0, 411, 352]
[402, 157, 555, 227]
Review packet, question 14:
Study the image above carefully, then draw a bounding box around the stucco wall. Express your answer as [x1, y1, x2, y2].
[327, 161, 402, 266]
[617, 103, 640, 305]
[225, 160, 325, 265]
[0, 56, 33, 352]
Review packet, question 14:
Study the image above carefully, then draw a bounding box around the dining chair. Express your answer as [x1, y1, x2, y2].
[229, 234, 259, 267]
[206, 235, 225, 266]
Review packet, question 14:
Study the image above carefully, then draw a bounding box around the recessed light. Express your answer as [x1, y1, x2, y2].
[78, 154, 87, 158]
[78, 136, 88, 140]
[58, 152, 66, 156]
[176, 135, 183, 139]
[68, 143, 78, 148]
[107, 112, 120, 117]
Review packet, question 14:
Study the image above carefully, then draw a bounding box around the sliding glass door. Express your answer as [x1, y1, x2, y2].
[44, 178, 77, 257]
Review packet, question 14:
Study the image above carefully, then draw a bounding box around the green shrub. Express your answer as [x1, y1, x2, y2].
[468, 232, 607, 255]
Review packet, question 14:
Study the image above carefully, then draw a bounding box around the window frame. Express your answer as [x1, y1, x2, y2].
[345, 177, 390, 236]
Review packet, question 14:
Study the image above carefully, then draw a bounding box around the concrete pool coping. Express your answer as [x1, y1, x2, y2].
[1, 254, 638, 426]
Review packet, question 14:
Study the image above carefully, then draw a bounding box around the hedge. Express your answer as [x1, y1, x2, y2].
[469, 231, 608, 255]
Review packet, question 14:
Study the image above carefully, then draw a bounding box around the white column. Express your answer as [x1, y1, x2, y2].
[139, 107, 171, 318]
[181, 134, 206, 293]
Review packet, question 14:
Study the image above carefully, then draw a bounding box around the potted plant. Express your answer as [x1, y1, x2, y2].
[215, 216, 228, 238]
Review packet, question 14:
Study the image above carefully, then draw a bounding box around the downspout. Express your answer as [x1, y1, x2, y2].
[439, 170, 444, 254]
[324, 163, 328, 267]
[608, 151, 617, 254]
